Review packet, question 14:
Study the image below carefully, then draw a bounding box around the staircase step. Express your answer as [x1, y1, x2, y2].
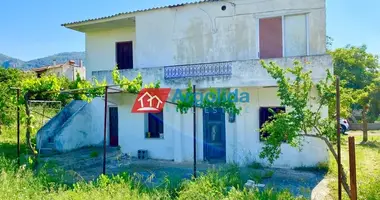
[44, 143, 55, 149]
[40, 148, 57, 156]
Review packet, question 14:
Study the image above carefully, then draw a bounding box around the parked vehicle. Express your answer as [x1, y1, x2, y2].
[340, 118, 349, 134]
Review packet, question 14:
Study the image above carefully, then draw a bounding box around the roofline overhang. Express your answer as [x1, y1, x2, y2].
[62, 15, 136, 32]
[61, 0, 221, 32]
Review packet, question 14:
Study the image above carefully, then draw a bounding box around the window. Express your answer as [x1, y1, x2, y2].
[259, 17, 283, 59]
[116, 41, 133, 69]
[284, 15, 307, 57]
[259, 14, 308, 59]
[146, 111, 164, 139]
[259, 107, 285, 140]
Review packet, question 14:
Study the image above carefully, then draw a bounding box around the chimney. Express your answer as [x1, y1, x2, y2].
[53, 59, 57, 66]
[79, 59, 83, 67]
[69, 60, 75, 65]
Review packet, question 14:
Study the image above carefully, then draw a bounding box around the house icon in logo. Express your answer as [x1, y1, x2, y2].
[132, 88, 171, 113]
[137, 92, 163, 111]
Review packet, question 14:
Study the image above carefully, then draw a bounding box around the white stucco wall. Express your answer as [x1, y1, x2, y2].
[83, 0, 326, 78]
[231, 87, 329, 167]
[86, 27, 136, 80]
[45, 66, 86, 81]
[103, 86, 328, 168]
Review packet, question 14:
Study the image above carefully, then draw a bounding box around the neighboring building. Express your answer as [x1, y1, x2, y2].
[32, 60, 86, 80]
[38, 0, 332, 168]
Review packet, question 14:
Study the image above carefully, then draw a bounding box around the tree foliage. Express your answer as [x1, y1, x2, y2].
[175, 82, 242, 115]
[330, 45, 380, 142]
[260, 60, 351, 195]
[0, 68, 32, 134]
[330, 45, 380, 118]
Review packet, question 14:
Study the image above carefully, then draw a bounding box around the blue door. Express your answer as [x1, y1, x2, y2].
[203, 108, 226, 162]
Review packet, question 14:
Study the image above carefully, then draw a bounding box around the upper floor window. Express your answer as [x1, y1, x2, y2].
[259, 14, 308, 59]
[116, 41, 133, 69]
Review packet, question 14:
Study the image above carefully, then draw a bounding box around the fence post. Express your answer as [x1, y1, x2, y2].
[336, 77, 342, 200]
[103, 86, 108, 175]
[17, 88, 20, 167]
[348, 136, 357, 200]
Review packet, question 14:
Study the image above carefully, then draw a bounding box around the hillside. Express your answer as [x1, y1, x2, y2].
[24, 52, 85, 69]
[0, 54, 25, 68]
[0, 52, 85, 69]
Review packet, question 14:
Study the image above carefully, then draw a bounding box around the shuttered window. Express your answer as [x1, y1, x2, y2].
[259, 17, 283, 59]
[259, 14, 308, 58]
[284, 15, 307, 57]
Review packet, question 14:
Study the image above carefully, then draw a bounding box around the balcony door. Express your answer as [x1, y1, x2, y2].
[116, 41, 133, 69]
[259, 17, 283, 59]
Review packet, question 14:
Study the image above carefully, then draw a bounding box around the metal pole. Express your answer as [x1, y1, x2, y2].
[336, 77, 342, 200]
[193, 85, 197, 178]
[103, 86, 108, 175]
[17, 89, 20, 167]
[349, 136, 357, 200]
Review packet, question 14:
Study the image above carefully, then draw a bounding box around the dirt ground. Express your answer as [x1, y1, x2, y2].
[39, 147, 326, 198]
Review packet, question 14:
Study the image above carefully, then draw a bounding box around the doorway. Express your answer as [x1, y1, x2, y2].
[109, 107, 119, 147]
[203, 108, 226, 162]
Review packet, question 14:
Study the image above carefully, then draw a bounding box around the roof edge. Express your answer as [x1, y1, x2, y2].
[62, 0, 221, 27]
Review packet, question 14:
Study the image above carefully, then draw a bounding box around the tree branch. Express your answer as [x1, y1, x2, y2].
[304, 134, 351, 198]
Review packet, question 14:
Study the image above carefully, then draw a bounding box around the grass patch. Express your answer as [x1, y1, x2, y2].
[247, 161, 264, 169]
[327, 134, 380, 199]
[90, 151, 99, 158]
[293, 162, 329, 172]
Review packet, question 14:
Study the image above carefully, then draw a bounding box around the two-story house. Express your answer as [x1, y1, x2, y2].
[40, 0, 331, 168]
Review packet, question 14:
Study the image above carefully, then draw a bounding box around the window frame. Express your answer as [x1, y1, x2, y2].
[145, 111, 164, 139]
[256, 13, 310, 59]
[115, 41, 133, 70]
[259, 106, 286, 141]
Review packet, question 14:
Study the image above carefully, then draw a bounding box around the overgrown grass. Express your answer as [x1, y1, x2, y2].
[0, 156, 306, 200]
[0, 123, 304, 200]
[327, 134, 380, 200]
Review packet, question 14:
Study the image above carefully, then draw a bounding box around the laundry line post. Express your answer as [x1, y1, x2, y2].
[103, 86, 108, 175]
[193, 85, 197, 178]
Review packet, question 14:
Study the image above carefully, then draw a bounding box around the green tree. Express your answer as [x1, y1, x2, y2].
[260, 60, 351, 196]
[330, 45, 380, 142]
[0, 68, 29, 135]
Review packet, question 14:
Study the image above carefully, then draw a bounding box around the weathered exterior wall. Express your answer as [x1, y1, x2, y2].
[228, 87, 329, 167]
[37, 100, 87, 150]
[45, 66, 86, 81]
[85, 0, 326, 77]
[93, 55, 332, 90]
[105, 87, 328, 168]
[54, 98, 108, 152]
[86, 27, 136, 80]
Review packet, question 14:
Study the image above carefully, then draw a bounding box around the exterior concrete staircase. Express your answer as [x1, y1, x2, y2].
[39, 142, 56, 156]
[37, 100, 88, 155]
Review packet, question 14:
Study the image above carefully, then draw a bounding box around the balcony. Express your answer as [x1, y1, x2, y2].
[92, 54, 332, 89]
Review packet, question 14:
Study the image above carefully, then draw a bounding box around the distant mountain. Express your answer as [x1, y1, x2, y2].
[0, 52, 85, 69]
[0, 53, 25, 68]
[24, 52, 85, 69]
